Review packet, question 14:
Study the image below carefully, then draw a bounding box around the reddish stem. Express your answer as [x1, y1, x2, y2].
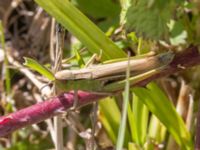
[0, 46, 199, 137]
[0, 91, 106, 137]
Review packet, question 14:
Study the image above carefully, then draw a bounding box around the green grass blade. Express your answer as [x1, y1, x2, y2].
[99, 97, 131, 147]
[132, 93, 148, 145]
[132, 82, 193, 150]
[147, 82, 192, 149]
[23, 57, 55, 81]
[128, 93, 149, 146]
[98, 109, 117, 142]
[74, 49, 85, 68]
[148, 115, 167, 143]
[116, 54, 130, 150]
[127, 102, 137, 142]
[99, 97, 121, 143]
[0, 20, 11, 94]
[128, 142, 139, 150]
[35, 0, 126, 61]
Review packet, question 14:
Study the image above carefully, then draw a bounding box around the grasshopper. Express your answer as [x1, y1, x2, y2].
[54, 51, 174, 94]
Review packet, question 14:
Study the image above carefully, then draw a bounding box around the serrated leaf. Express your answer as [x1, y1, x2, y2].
[168, 19, 188, 46]
[23, 57, 55, 81]
[125, 0, 173, 39]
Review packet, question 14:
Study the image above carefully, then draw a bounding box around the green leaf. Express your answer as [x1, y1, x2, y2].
[71, 0, 121, 31]
[35, 0, 126, 61]
[132, 82, 193, 150]
[23, 57, 55, 81]
[168, 19, 188, 46]
[125, 0, 174, 39]
[71, 0, 120, 19]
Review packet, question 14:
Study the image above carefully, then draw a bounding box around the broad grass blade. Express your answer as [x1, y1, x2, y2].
[128, 93, 149, 145]
[35, 0, 126, 61]
[133, 82, 193, 150]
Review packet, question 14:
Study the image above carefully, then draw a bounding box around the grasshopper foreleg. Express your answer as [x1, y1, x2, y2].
[85, 50, 102, 67]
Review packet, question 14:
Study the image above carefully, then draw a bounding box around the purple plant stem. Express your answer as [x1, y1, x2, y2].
[0, 46, 200, 137]
[0, 91, 106, 137]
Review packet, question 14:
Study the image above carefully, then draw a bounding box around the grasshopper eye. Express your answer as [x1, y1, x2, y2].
[55, 70, 73, 80]
[158, 51, 174, 65]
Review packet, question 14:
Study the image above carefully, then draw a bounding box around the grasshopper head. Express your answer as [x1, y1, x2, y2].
[158, 51, 175, 66]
